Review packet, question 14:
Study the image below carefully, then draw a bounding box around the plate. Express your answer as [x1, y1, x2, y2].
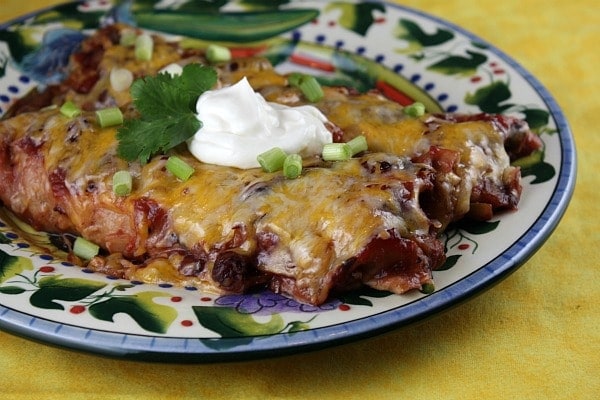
[0, 0, 575, 362]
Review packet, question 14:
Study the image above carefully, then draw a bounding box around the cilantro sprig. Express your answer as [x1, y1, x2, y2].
[116, 64, 218, 164]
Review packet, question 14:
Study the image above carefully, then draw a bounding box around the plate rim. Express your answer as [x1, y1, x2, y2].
[0, 0, 577, 362]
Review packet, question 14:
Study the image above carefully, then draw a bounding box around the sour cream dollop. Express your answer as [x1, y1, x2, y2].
[187, 77, 332, 169]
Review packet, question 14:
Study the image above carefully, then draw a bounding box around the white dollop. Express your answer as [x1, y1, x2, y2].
[187, 77, 332, 169]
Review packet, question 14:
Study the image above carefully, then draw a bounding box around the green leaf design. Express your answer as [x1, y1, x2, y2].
[459, 220, 501, 235]
[240, 0, 291, 10]
[512, 150, 544, 168]
[88, 291, 177, 334]
[0, 29, 37, 64]
[520, 161, 556, 184]
[465, 80, 513, 113]
[437, 254, 461, 271]
[338, 294, 373, 307]
[512, 150, 556, 184]
[326, 1, 386, 36]
[427, 50, 487, 77]
[192, 306, 286, 337]
[0, 249, 34, 284]
[338, 286, 393, 306]
[0, 233, 10, 244]
[134, 9, 320, 43]
[158, 0, 228, 13]
[396, 18, 454, 49]
[0, 286, 27, 295]
[32, 3, 105, 30]
[287, 320, 311, 333]
[29, 275, 106, 310]
[0, 52, 8, 79]
[471, 41, 490, 50]
[521, 108, 550, 131]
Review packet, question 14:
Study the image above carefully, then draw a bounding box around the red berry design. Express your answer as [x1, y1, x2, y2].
[181, 320, 193, 327]
[170, 296, 183, 303]
[338, 304, 351, 311]
[39, 266, 55, 273]
[458, 243, 470, 250]
[70, 305, 86, 314]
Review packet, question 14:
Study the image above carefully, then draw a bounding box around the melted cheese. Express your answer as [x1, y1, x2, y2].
[0, 26, 522, 304]
[3, 106, 433, 303]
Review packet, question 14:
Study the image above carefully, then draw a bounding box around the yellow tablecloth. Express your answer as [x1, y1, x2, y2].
[1, 1, 598, 399]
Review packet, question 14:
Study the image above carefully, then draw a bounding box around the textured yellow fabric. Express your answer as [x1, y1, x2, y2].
[1, 1, 598, 399]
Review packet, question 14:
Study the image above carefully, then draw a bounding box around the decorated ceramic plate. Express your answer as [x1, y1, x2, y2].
[0, 0, 575, 362]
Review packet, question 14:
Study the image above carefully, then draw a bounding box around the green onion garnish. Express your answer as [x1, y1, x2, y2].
[288, 72, 303, 87]
[420, 282, 436, 294]
[134, 33, 154, 61]
[73, 237, 100, 260]
[109, 67, 134, 92]
[283, 154, 303, 179]
[159, 63, 183, 77]
[322, 143, 352, 161]
[166, 156, 194, 181]
[112, 170, 133, 196]
[347, 135, 368, 156]
[257, 147, 287, 172]
[59, 101, 81, 118]
[95, 107, 123, 128]
[119, 29, 137, 46]
[206, 44, 231, 63]
[288, 73, 324, 102]
[404, 102, 426, 117]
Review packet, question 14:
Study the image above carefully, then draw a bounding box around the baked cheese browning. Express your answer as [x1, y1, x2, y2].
[0, 24, 543, 305]
[0, 108, 443, 304]
[261, 85, 537, 228]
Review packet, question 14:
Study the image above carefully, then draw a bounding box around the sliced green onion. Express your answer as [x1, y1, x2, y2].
[299, 75, 324, 102]
[404, 101, 426, 117]
[206, 44, 231, 63]
[166, 156, 194, 181]
[134, 33, 154, 61]
[287, 72, 303, 87]
[119, 28, 137, 46]
[73, 236, 100, 260]
[159, 63, 183, 77]
[59, 101, 81, 118]
[322, 143, 352, 161]
[283, 154, 303, 179]
[109, 67, 134, 92]
[257, 147, 287, 172]
[112, 170, 133, 196]
[347, 135, 368, 156]
[95, 107, 123, 128]
[420, 282, 435, 294]
[288, 73, 324, 102]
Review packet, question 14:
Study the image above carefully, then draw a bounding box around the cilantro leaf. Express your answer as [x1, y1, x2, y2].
[178, 64, 219, 109]
[117, 119, 168, 164]
[116, 63, 217, 164]
[164, 113, 203, 150]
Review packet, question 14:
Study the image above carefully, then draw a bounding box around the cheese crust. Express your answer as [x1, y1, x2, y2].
[0, 25, 541, 305]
